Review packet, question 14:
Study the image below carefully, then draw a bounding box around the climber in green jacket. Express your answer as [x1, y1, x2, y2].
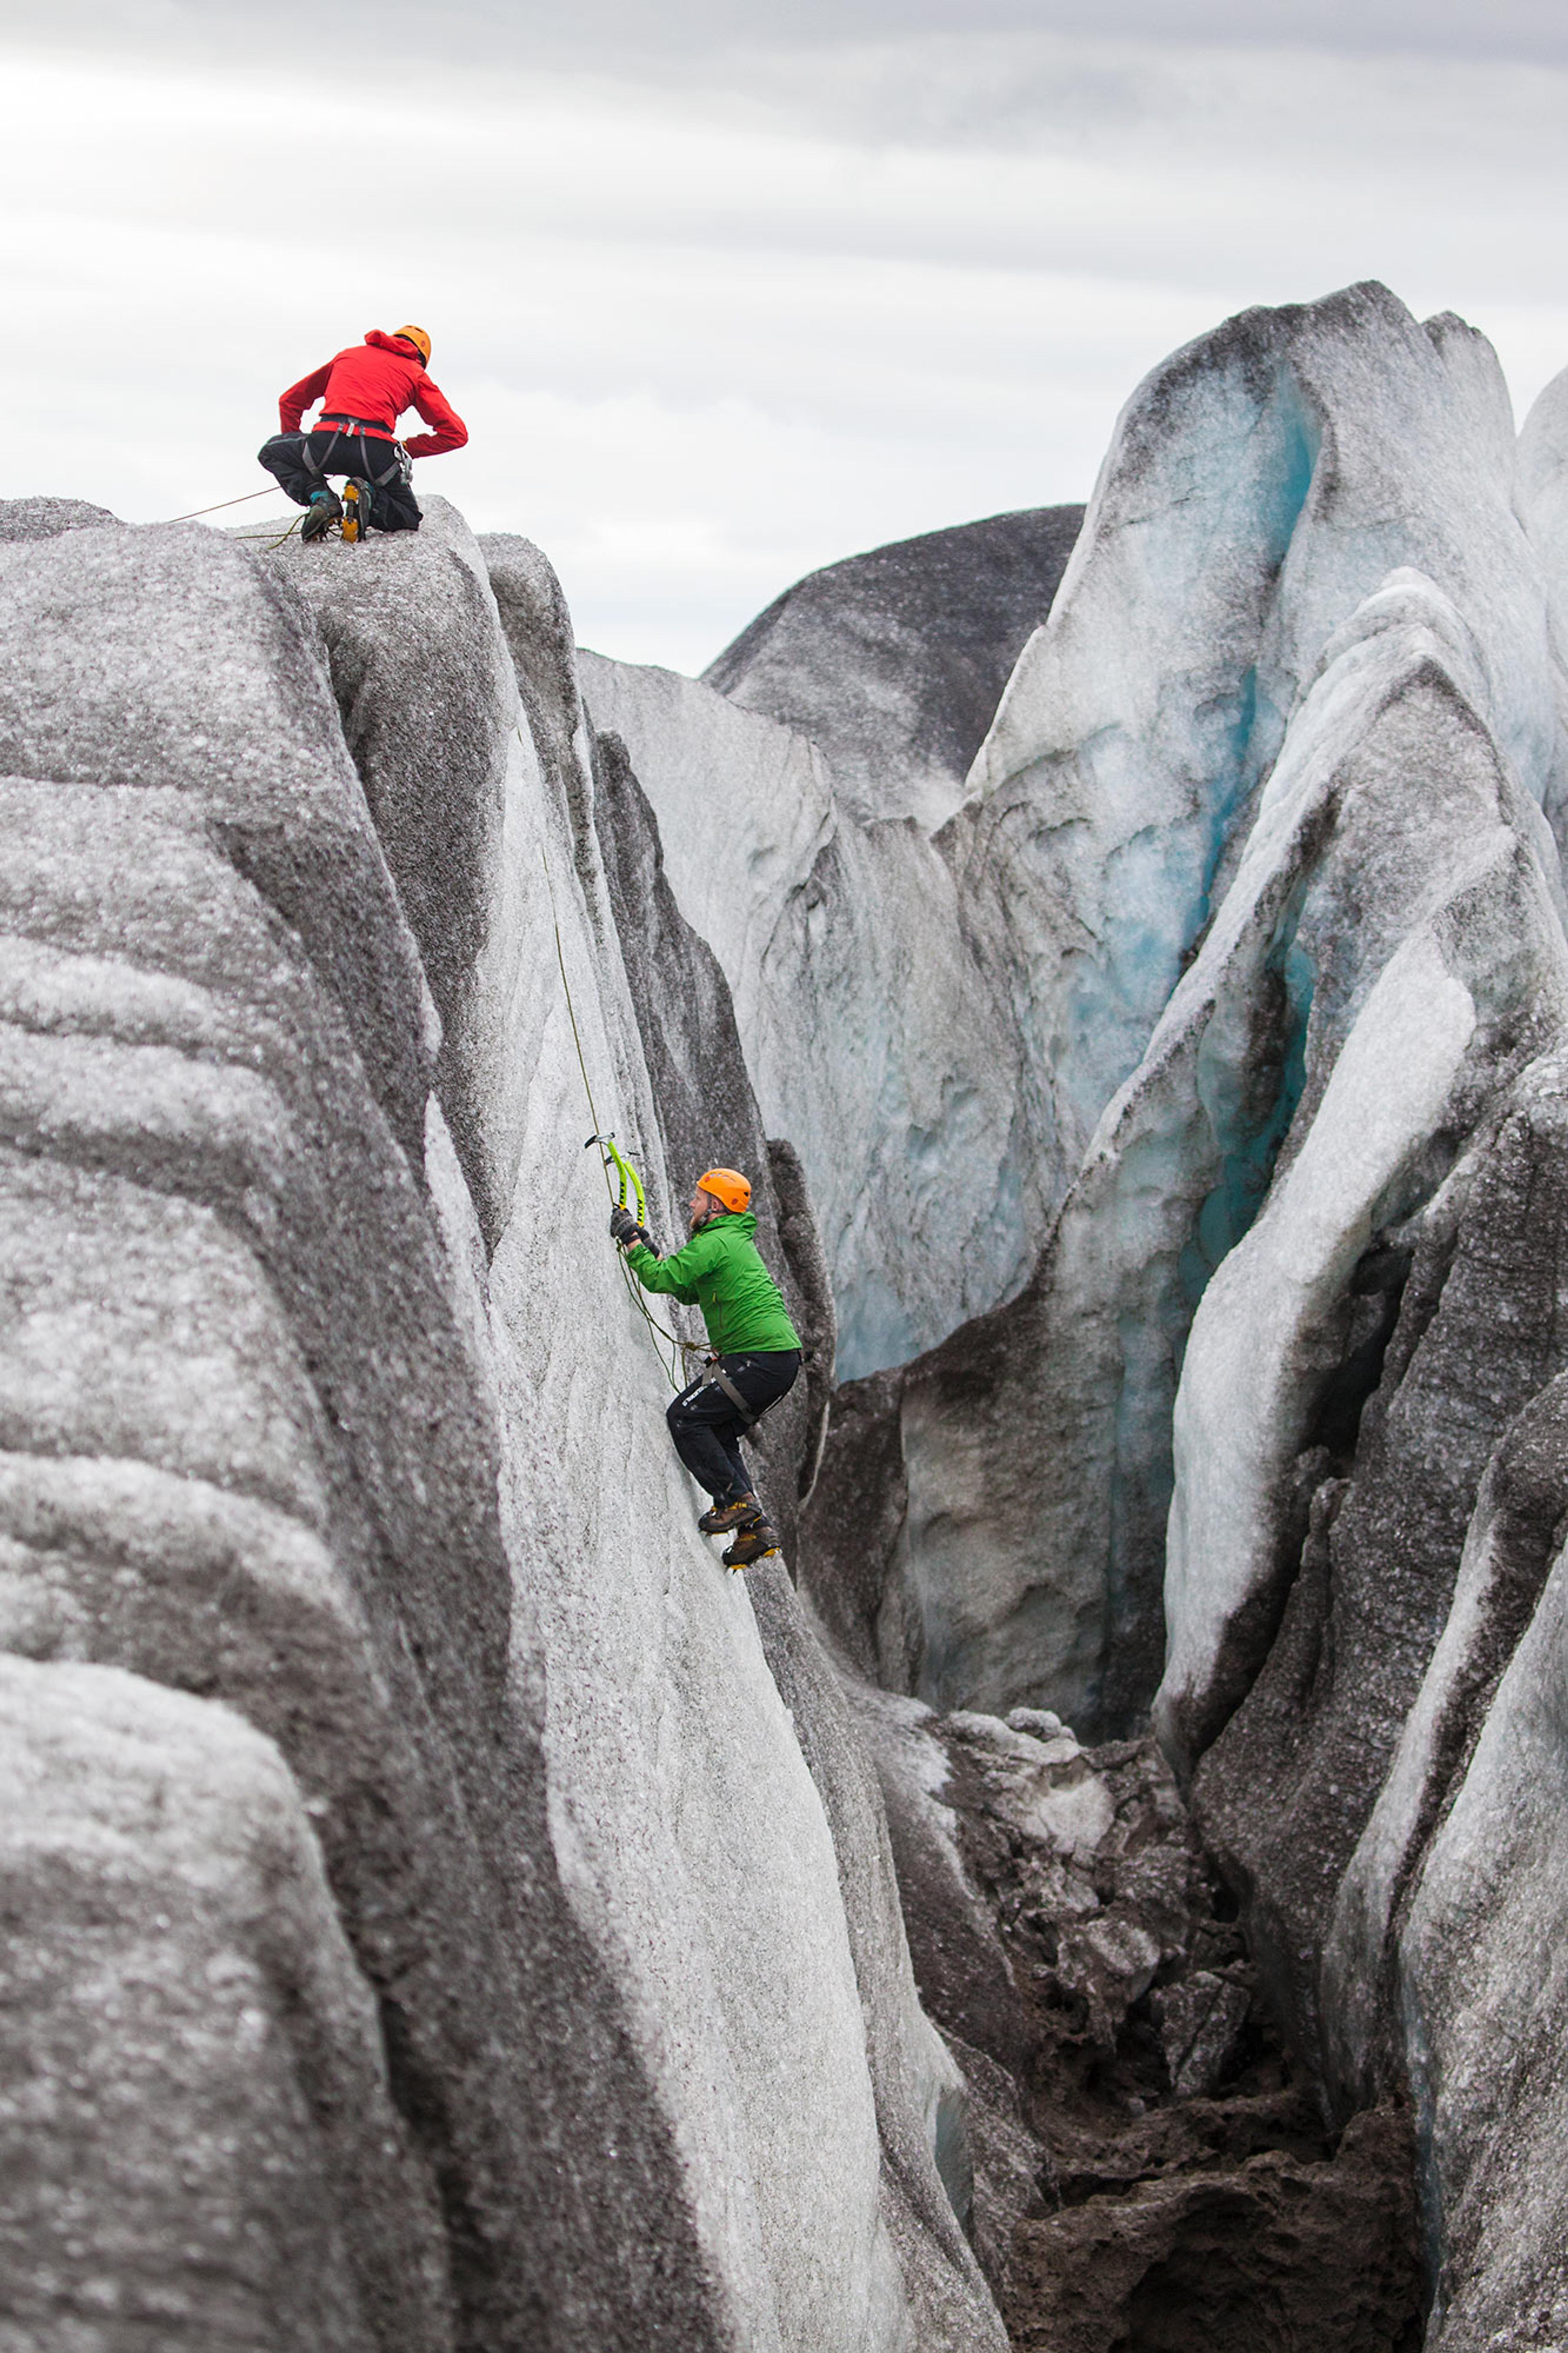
[611, 1166, 801, 1570]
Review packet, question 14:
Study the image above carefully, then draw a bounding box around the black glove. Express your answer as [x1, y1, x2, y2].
[610, 1206, 648, 1247]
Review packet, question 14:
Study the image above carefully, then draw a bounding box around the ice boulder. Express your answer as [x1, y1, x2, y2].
[0, 1655, 452, 2350]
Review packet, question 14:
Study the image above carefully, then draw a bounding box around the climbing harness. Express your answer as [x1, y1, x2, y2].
[300, 426, 412, 541]
[708, 1366, 763, 1432]
[300, 424, 408, 496]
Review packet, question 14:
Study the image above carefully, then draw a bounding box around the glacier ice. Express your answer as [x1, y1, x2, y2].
[10, 282, 1568, 2351]
[785, 306, 1568, 2343]
[1159, 930, 1479, 1769]
[594, 287, 1565, 1407]
[577, 645, 1035, 1380]
[0, 493, 1004, 2353]
[799, 291, 1568, 1735]
[704, 505, 1083, 833]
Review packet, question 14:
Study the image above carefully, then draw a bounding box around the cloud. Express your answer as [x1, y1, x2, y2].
[10, 0, 1568, 67]
[0, 18, 1564, 671]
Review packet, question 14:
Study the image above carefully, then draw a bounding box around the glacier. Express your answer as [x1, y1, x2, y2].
[786, 286, 1568, 2343]
[0, 494, 1001, 2352]
[7, 276, 1568, 2350]
[577, 502, 1084, 1381]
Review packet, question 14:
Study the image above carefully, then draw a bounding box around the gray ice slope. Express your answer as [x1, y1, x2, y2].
[0, 495, 1004, 2351]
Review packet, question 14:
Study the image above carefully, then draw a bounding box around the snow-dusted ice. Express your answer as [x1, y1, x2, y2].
[7, 281, 1568, 2349]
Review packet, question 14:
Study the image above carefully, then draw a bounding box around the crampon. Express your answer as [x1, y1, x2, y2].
[699, 1496, 762, 1537]
[722, 1521, 780, 1572]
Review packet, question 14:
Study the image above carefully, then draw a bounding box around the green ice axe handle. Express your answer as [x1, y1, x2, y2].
[584, 1133, 646, 1224]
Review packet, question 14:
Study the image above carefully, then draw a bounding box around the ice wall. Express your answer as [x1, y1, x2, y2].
[791, 298, 1568, 2346]
[576, 507, 1085, 1379]
[704, 504, 1084, 833]
[962, 285, 1560, 1183]
[1149, 371, 1568, 2346]
[576, 648, 1033, 1381]
[0, 495, 1003, 2353]
[595, 294, 1561, 1392]
[800, 287, 1568, 1734]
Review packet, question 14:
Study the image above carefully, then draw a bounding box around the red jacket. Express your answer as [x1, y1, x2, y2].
[278, 330, 468, 457]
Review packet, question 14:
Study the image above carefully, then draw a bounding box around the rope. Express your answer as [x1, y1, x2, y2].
[232, 516, 305, 551]
[535, 797, 701, 1391]
[165, 486, 285, 522]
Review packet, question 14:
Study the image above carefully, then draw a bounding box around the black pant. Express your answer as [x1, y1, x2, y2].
[667, 1350, 801, 1504]
[257, 430, 421, 532]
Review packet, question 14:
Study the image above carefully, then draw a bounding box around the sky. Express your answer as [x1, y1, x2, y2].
[3, 0, 1567, 672]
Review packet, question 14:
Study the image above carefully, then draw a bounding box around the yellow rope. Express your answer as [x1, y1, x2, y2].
[232, 516, 305, 552]
[536, 801, 700, 1391]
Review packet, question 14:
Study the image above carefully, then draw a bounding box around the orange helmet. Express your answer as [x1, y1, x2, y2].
[395, 324, 432, 364]
[697, 1167, 751, 1213]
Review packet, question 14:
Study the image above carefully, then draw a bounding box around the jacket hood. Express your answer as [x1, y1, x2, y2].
[712, 1211, 757, 1238]
[365, 329, 423, 363]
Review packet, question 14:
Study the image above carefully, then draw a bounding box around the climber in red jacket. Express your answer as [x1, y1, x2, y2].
[258, 326, 468, 539]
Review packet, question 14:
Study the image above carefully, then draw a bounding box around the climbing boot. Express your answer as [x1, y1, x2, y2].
[722, 1521, 781, 1572]
[341, 478, 374, 542]
[699, 1494, 762, 1537]
[301, 488, 343, 541]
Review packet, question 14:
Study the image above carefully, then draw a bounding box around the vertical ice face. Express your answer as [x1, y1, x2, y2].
[808, 555, 1568, 1742]
[576, 645, 1033, 1380]
[0, 496, 1007, 2353]
[612, 287, 1560, 1392]
[960, 345, 1323, 1182]
[1159, 930, 1479, 1766]
[960, 284, 1559, 1208]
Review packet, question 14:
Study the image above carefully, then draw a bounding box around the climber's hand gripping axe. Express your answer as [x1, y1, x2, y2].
[586, 1132, 647, 1229]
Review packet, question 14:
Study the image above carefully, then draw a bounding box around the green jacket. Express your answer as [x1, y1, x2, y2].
[626, 1211, 801, 1357]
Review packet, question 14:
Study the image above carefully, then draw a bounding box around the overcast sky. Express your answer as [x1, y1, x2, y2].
[4, 0, 1566, 671]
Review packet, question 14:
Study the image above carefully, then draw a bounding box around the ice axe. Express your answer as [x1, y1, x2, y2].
[586, 1132, 647, 1225]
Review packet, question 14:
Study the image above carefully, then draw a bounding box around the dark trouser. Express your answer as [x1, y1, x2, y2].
[667, 1350, 801, 1504]
[257, 429, 421, 532]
